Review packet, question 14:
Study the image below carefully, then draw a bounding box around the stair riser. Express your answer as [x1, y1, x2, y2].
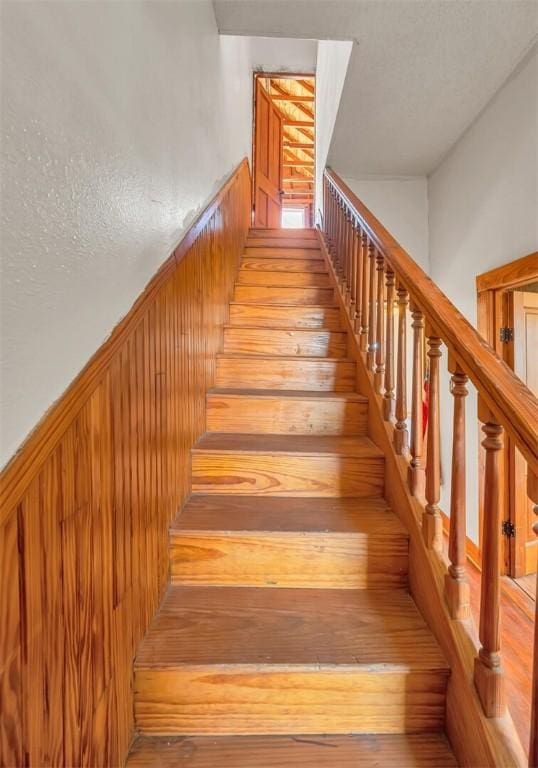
[245, 243, 320, 254]
[222, 329, 347, 358]
[169, 532, 408, 589]
[215, 358, 356, 391]
[237, 270, 331, 288]
[234, 285, 334, 305]
[206, 395, 367, 435]
[191, 454, 384, 497]
[229, 304, 342, 330]
[248, 229, 318, 239]
[241, 258, 327, 273]
[134, 667, 447, 735]
[244, 247, 322, 260]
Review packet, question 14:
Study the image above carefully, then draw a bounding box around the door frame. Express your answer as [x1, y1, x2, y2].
[251, 71, 316, 227]
[476, 252, 538, 577]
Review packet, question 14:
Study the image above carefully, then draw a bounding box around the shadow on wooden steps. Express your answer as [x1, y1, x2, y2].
[128, 228, 458, 767]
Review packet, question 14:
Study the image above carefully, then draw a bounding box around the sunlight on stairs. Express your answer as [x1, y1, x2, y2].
[126, 228, 458, 767]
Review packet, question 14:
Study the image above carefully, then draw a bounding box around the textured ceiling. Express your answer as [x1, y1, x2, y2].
[214, 0, 538, 176]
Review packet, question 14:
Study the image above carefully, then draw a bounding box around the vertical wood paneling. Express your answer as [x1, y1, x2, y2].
[0, 160, 251, 767]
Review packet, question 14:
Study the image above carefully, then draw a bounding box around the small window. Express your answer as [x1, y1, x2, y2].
[281, 207, 305, 229]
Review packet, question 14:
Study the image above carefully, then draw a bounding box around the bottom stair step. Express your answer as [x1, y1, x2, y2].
[134, 586, 448, 735]
[127, 733, 458, 766]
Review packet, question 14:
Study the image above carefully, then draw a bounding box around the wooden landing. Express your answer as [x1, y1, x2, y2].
[127, 733, 458, 767]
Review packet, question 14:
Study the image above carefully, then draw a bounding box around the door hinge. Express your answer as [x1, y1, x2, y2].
[499, 326, 514, 343]
[501, 520, 516, 537]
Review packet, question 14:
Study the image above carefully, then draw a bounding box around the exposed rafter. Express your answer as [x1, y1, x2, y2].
[270, 80, 315, 121]
[271, 94, 314, 103]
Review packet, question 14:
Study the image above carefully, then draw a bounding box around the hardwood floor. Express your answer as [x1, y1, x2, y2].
[466, 558, 535, 754]
[127, 734, 458, 767]
[515, 573, 537, 600]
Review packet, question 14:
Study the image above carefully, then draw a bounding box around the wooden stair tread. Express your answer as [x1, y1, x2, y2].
[249, 228, 317, 236]
[229, 302, 338, 307]
[215, 356, 356, 392]
[240, 257, 328, 272]
[223, 325, 343, 333]
[193, 433, 384, 458]
[207, 388, 366, 402]
[237, 280, 330, 289]
[171, 495, 405, 534]
[127, 733, 458, 767]
[134, 586, 447, 670]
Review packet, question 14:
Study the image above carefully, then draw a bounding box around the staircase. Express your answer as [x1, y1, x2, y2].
[127, 229, 458, 766]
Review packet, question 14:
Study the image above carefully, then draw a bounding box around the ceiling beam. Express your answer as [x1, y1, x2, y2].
[283, 120, 315, 128]
[283, 127, 314, 143]
[270, 80, 315, 120]
[283, 142, 314, 149]
[297, 79, 315, 94]
[271, 94, 314, 102]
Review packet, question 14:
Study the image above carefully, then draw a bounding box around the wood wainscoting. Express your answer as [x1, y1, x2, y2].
[0, 159, 251, 767]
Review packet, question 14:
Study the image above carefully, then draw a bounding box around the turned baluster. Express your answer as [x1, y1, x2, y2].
[349, 219, 358, 318]
[374, 253, 385, 393]
[360, 235, 370, 352]
[338, 200, 346, 285]
[393, 283, 409, 454]
[340, 205, 347, 294]
[474, 399, 505, 718]
[529, 469, 538, 767]
[334, 199, 342, 280]
[327, 187, 335, 263]
[422, 328, 443, 550]
[383, 269, 395, 420]
[323, 179, 328, 236]
[408, 305, 425, 497]
[367, 243, 377, 371]
[444, 356, 471, 619]
[354, 226, 364, 334]
[343, 209, 351, 303]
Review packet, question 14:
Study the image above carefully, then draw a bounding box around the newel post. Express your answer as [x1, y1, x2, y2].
[444, 353, 471, 620]
[529, 469, 538, 767]
[474, 397, 505, 718]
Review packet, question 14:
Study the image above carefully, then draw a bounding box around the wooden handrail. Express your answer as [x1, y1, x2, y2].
[324, 168, 538, 474]
[323, 166, 538, 762]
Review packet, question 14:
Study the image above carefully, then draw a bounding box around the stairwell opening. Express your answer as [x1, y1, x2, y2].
[252, 72, 315, 229]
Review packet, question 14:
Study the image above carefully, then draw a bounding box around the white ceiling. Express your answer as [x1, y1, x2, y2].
[214, 0, 538, 176]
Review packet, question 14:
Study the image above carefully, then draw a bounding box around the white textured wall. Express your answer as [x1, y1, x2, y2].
[428, 44, 538, 544]
[315, 40, 353, 218]
[247, 35, 317, 73]
[339, 177, 429, 271]
[0, 1, 252, 467]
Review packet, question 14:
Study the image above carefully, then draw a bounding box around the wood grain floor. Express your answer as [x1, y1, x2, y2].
[127, 733, 458, 767]
[466, 558, 535, 754]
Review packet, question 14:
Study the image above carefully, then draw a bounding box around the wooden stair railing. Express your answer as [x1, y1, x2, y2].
[323, 168, 538, 765]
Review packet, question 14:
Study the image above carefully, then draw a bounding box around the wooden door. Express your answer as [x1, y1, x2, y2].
[254, 79, 283, 228]
[512, 290, 538, 575]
